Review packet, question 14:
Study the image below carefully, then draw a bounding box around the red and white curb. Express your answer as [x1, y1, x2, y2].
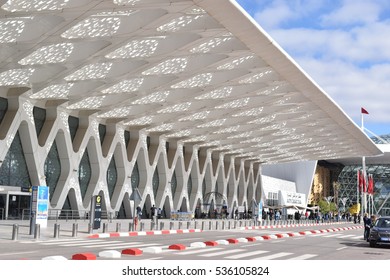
[88, 228, 202, 239]
[44, 225, 363, 260]
[239, 222, 351, 231]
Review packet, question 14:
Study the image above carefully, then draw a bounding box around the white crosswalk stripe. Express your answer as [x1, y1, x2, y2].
[61, 240, 122, 247]
[351, 235, 364, 240]
[288, 254, 317, 260]
[336, 234, 357, 239]
[107, 243, 162, 249]
[252, 252, 293, 260]
[199, 249, 245, 257]
[322, 233, 343, 238]
[29, 238, 163, 249]
[225, 250, 268, 259]
[175, 248, 222, 255]
[41, 239, 112, 246]
[83, 241, 139, 248]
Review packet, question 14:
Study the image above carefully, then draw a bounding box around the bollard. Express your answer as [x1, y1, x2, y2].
[201, 221, 205, 230]
[209, 221, 212, 230]
[222, 220, 225, 230]
[72, 223, 78, 237]
[103, 223, 109, 233]
[29, 212, 35, 235]
[54, 223, 60, 238]
[116, 222, 121, 232]
[178, 221, 182, 229]
[187, 221, 191, 229]
[215, 221, 219, 230]
[12, 224, 19, 241]
[34, 223, 40, 239]
[160, 221, 164, 230]
[129, 222, 133, 231]
[140, 222, 144, 231]
[194, 221, 197, 229]
[170, 221, 174, 230]
[151, 221, 155, 231]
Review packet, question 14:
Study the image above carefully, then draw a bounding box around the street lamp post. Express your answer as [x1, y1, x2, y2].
[325, 196, 333, 221]
[340, 197, 348, 220]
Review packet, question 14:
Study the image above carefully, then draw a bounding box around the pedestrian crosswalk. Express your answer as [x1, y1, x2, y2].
[21, 238, 163, 250]
[309, 232, 364, 240]
[18, 231, 367, 260]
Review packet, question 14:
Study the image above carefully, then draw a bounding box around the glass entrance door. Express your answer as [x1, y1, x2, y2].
[7, 194, 30, 219]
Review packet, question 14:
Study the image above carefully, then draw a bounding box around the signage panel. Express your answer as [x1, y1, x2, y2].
[31, 186, 49, 228]
[258, 201, 263, 222]
[93, 195, 102, 230]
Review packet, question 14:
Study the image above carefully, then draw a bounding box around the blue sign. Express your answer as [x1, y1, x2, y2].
[258, 201, 263, 222]
[31, 186, 50, 228]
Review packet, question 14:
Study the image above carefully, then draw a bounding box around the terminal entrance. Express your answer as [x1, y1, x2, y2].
[0, 187, 31, 220]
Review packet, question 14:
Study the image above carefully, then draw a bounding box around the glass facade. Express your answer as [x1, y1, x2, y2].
[337, 134, 390, 216]
[171, 171, 177, 199]
[152, 167, 159, 198]
[33, 106, 46, 137]
[0, 97, 7, 123]
[44, 141, 61, 199]
[78, 148, 91, 199]
[187, 175, 192, 199]
[107, 156, 117, 199]
[0, 94, 262, 218]
[131, 162, 139, 189]
[0, 131, 31, 188]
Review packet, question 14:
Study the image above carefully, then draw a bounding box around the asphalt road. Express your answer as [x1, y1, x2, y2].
[1, 223, 389, 260]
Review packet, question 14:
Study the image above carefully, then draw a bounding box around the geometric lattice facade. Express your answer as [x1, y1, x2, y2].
[338, 135, 390, 216]
[338, 164, 390, 216]
[0, 0, 383, 220]
[0, 97, 261, 218]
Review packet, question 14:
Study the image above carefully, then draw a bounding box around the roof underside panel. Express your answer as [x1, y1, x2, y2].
[0, 0, 382, 164]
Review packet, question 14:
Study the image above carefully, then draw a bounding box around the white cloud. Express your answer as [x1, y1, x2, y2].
[320, 0, 381, 26]
[297, 57, 390, 123]
[240, 0, 390, 134]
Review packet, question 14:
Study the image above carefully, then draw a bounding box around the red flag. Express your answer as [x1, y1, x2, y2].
[361, 107, 369, 114]
[362, 172, 367, 193]
[358, 170, 363, 192]
[367, 174, 374, 194]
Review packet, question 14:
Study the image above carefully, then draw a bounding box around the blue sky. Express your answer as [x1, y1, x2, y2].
[236, 0, 390, 138]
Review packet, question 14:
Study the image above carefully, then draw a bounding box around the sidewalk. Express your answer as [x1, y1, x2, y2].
[0, 218, 357, 242]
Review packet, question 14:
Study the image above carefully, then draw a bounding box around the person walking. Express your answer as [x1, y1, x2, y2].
[136, 205, 142, 221]
[150, 204, 156, 221]
[363, 213, 371, 241]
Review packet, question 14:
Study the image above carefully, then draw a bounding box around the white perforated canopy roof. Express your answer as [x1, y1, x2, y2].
[0, 0, 383, 164]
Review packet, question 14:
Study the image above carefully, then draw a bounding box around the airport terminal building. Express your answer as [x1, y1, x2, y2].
[0, 0, 382, 220]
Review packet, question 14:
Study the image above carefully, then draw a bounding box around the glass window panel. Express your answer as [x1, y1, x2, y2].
[131, 162, 139, 190]
[78, 148, 91, 199]
[171, 171, 177, 200]
[68, 115, 79, 143]
[0, 131, 31, 187]
[0, 97, 8, 124]
[107, 156, 117, 199]
[44, 140, 61, 199]
[33, 106, 46, 138]
[153, 168, 159, 198]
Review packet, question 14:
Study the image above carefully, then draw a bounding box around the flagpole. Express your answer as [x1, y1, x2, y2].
[361, 108, 368, 217]
[357, 170, 360, 211]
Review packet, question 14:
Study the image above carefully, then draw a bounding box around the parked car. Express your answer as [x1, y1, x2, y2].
[368, 216, 390, 247]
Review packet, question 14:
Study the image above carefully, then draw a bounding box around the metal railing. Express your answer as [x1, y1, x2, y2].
[4, 208, 119, 221]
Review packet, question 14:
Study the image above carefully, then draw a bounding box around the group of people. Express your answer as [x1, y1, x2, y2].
[135, 204, 162, 222]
